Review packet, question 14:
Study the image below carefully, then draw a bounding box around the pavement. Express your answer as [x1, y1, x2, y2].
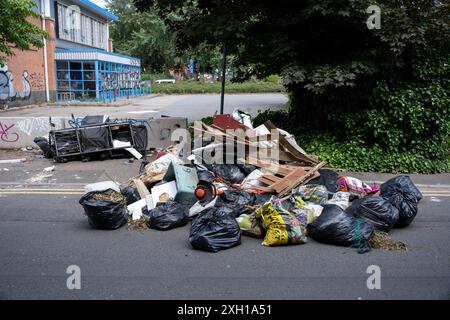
[0, 151, 449, 300]
[0, 93, 288, 122]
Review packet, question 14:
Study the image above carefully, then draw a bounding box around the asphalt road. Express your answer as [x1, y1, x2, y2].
[0, 93, 288, 122]
[0, 158, 449, 299]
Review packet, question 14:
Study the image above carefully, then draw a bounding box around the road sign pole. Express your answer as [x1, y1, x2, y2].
[220, 42, 227, 115]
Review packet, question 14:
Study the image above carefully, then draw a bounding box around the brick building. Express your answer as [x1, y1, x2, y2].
[0, 0, 142, 108]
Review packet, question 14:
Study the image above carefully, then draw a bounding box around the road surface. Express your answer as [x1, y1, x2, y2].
[0, 156, 449, 299]
[0, 93, 289, 122]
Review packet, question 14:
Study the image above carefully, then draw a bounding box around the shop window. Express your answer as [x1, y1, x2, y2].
[84, 81, 96, 90]
[70, 71, 82, 80]
[84, 62, 95, 70]
[70, 81, 83, 90]
[57, 81, 69, 90]
[56, 61, 68, 70]
[70, 62, 82, 70]
[83, 71, 95, 81]
[57, 71, 69, 80]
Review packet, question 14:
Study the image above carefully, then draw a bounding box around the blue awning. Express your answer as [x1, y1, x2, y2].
[55, 49, 141, 67]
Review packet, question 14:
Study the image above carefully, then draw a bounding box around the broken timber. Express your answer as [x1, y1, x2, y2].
[250, 160, 326, 196]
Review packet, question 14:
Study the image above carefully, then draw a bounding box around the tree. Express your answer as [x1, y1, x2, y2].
[0, 0, 49, 66]
[108, 0, 233, 75]
[107, 0, 176, 73]
[136, 0, 449, 171]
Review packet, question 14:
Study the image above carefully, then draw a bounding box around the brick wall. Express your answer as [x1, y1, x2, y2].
[0, 16, 56, 109]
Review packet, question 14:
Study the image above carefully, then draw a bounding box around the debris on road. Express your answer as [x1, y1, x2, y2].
[369, 230, 408, 251]
[380, 175, 423, 228]
[33, 115, 148, 163]
[189, 206, 241, 252]
[43, 165, 55, 172]
[147, 201, 189, 231]
[0, 158, 26, 164]
[75, 112, 421, 253]
[79, 189, 128, 230]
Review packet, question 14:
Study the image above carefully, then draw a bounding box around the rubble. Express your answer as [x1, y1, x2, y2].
[75, 111, 421, 254]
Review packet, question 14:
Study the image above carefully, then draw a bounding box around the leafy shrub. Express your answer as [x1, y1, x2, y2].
[299, 134, 449, 174]
[151, 80, 284, 94]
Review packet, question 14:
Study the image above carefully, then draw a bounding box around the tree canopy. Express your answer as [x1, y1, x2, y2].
[0, 0, 49, 66]
[108, 0, 231, 74]
[135, 0, 449, 86]
[135, 0, 449, 172]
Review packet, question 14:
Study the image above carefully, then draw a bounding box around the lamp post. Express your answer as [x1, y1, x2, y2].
[220, 41, 227, 114]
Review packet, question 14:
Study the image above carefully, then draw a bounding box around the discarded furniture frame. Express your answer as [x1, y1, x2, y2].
[48, 117, 147, 161]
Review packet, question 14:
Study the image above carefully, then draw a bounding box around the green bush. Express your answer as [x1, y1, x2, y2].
[261, 55, 450, 174]
[299, 134, 449, 174]
[251, 107, 449, 173]
[264, 75, 281, 83]
[151, 80, 284, 94]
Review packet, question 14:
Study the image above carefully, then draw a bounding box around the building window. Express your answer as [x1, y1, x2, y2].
[55, 60, 142, 101]
[57, 2, 106, 49]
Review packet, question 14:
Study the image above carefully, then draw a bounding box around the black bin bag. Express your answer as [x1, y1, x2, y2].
[380, 175, 422, 228]
[345, 197, 399, 232]
[215, 189, 256, 217]
[189, 207, 241, 252]
[79, 189, 128, 230]
[147, 201, 189, 231]
[211, 164, 246, 184]
[308, 204, 374, 253]
[120, 186, 140, 205]
[33, 136, 54, 158]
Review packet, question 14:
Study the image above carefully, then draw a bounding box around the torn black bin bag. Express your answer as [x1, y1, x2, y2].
[79, 189, 128, 230]
[236, 164, 257, 176]
[79, 126, 111, 152]
[147, 201, 189, 231]
[308, 204, 374, 253]
[380, 175, 422, 228]
[255, 193, 273, 206]
[189, 206, 241, 252]
[132, 125, 148, 153]
[308, 169, 339, 192]
[33, 136, 53, 158]
[345, 197, 399, 232]
[121, 186, 140, 205]
[215, 189, 256, 217]
[196, 167, 215, 183]
[211, 164, 246, 184]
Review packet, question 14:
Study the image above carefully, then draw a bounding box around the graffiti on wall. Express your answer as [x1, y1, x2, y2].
[0, 121, 20, 143]
[15, 118, 53, 136]
[0, 65, 32, 103]
[101, 69, 141, 92]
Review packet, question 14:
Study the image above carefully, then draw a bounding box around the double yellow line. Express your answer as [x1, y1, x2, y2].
[0, 188, 84, 195]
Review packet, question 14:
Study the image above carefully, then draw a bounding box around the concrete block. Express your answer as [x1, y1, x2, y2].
[0, 117, 68, 149]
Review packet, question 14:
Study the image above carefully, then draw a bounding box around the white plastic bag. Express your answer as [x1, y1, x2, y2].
[327, 191, 350, 210]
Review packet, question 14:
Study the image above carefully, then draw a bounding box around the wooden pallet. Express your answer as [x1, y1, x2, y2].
[250, 160, 326, 196]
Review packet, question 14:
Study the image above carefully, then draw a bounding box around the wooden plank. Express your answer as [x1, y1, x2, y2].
[247, 157, 292, 175]
[278, 161, 326, 197]
[271, 167, 306, 193]
[303, 171, 320, 184]
[250, 185, 275, 193]
[264, 174, 282, 182]
[133, 178, 150, 199]
[264, 121, 317, 164]
[258, 176, 277, 186]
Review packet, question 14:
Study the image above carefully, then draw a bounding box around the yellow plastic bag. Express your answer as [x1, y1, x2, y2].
[255, 200, 307, 246]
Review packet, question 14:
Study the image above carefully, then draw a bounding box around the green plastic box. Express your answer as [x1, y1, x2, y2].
[162, 161, 199, 205]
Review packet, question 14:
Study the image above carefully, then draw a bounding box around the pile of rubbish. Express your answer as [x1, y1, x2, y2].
[77, 110, 422, 253]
